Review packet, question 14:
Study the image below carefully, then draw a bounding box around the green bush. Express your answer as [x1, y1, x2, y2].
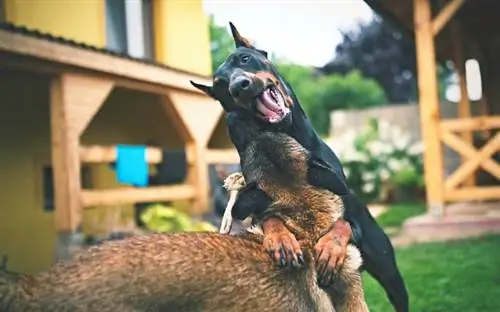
[328, 119, 424, 203]
[140, 203, 217, 233]
[275, 63, 387, 136]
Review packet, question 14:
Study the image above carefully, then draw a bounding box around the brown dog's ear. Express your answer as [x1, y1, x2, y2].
[190, 80, 215, 99]
[229, 22, 255, 49]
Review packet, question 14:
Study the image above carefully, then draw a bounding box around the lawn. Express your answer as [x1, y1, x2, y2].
[363, 234, 500, 312]
[376, 202, 426, 229]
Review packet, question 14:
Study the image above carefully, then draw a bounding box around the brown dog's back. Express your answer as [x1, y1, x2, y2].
[3, 232, 332, 312]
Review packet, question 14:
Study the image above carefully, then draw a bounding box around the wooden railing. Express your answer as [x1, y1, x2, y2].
[439, 116, 500, 202]
[79, 145, 196, 208]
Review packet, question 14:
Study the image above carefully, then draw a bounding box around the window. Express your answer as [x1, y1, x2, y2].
[105, 0, 155, 60]
[42, 166, 93, 212]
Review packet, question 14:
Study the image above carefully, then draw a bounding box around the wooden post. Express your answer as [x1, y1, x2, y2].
[50, 73, 113, 259]
[414, 0, 446, 215]
[186, 142, 210, 215]
[450, 20, 475, 187]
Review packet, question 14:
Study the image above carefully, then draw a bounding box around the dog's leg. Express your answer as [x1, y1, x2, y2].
[343, 194, 409, 312]
[314, 220, 352, 286]
[261, 217, 304, 268]
[327, 245, 369, 312]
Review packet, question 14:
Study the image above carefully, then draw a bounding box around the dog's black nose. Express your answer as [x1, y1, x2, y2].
[229, 75, 252, 97]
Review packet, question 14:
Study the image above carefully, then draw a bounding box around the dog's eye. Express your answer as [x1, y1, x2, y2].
[240, 55, 250, 64]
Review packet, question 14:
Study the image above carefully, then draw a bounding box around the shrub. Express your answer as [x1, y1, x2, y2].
[140, 203, 217, 233]
[328, 119, 424, 203]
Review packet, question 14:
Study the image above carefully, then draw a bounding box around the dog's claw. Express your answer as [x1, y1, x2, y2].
[298, 253, 305, 265]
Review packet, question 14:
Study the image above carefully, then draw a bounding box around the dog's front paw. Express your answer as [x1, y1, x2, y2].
[263, 218, 304, 269]
[314, 219, 352, 286]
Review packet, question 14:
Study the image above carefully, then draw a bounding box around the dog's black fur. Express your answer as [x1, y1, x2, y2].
[191, 22, 409, 312]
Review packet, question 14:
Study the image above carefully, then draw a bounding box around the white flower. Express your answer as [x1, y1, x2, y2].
[362, 182, 375, 194]
[362, 172, 376, 182]
[393, 133, 412, 150]
[387, 158, 405, 172]
[379, 168, 391, 181]
[366, 141, 385, 157]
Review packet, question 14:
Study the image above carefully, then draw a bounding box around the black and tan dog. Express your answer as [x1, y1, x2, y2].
[191, 22, 409, 312]
[216, 111, 369, 311]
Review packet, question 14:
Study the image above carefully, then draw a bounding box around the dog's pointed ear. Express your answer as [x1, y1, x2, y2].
[229, 22, 255, 49]
[256, 49, 268, 58]
[190, 80, 215, 99]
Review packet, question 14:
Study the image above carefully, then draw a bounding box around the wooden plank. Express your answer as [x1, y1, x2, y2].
[0, 29, 212, 94]
[445, 186, 500, 201]
[442, 131, 500, 189]
[81, 185, 195, 207]
[50, 74, 113, 231]
[414, 0, 445, 214]
[185, 142, 210, 216]
[206, 149, 240, 164]
[80, 145, 163, 164]
[450, 19, 474, 186]
[432, 0, 466, 36]
[50, 77, 82, 232]
[440, 116, 500, 132]
[167, 89, 223, 146]
[61, 74, 114, 136]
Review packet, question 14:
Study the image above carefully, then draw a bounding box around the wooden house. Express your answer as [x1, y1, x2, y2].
[0, 0, 237, 273]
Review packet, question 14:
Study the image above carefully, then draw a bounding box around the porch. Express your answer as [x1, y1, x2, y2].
[0, 23, 238, 272]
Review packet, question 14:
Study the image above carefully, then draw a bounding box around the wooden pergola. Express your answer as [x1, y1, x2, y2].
[364, 0, 500, 215]
[0, 24, 239, 258]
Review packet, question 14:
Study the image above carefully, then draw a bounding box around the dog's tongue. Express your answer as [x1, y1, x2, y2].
[258, 89, 281, 118]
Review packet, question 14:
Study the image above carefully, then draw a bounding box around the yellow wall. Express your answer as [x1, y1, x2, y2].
[4, 0, 105, 47]
[154, 0, 212, 76]
[3, 0, 212, 75]
[0, 70, 184, 273]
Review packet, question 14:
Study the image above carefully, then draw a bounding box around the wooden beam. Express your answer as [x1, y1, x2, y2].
[440, 116, 500, 132]
[206, 149, 240, 164]
[0, 29, 212, 94]
[50, 74, 113, 232]
[80, 145, 163, 164]
[186, 142, 210, 216]
[445, 186, 500, 201]
[167, 89, 223, 147]
[414, 0, 446, 215]
[62, 74, 114, 136]
[432, 0, 466, 36]
[50, 78, 81, 232]
[450, 19, 474, 186]
[441, 131, 500, 189]
[81, 185, 195, 207]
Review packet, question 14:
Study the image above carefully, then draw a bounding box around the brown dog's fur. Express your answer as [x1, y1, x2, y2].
[220, 123, 369, 312]
[0, 214, 363, 311]
[0, 232, 339, 312]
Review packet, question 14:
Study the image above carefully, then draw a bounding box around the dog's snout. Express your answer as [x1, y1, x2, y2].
[229, 75, 252, 97]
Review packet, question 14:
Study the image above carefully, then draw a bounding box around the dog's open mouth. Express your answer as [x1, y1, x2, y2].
[255, 86, 290, 123]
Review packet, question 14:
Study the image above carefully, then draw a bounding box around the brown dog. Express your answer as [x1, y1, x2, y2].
[0, 229, 363, 311]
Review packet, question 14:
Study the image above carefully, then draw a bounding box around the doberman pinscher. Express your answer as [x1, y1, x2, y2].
[191, 23, 409, 312]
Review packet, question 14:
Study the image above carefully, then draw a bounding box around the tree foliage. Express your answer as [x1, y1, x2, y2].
[321, 16, 453, 104]
[208, 16, 234, 74]
[320, 16, 419, 103]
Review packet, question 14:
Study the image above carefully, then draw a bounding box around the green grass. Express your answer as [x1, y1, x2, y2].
[376, 202, 426, 228]
[363, 234, 500, 312]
